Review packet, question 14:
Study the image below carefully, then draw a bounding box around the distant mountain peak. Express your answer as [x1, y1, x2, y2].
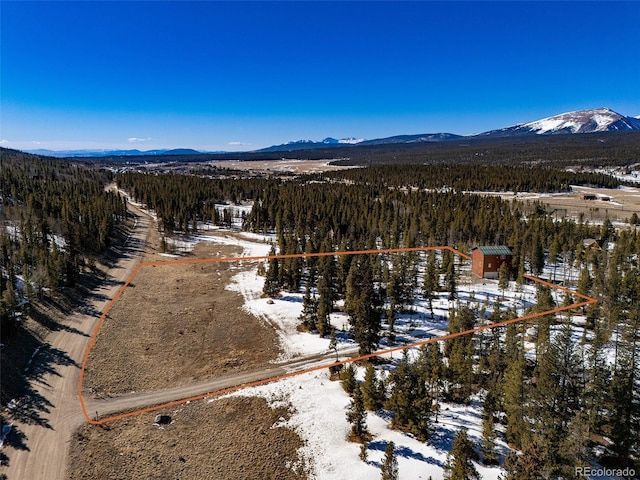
[478, 107, 640, 138]
[257, 133, 460, 152]
[522, 108, 624, 134]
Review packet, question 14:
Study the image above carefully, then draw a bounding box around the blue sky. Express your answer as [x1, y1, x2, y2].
[2, 1, 639, 152]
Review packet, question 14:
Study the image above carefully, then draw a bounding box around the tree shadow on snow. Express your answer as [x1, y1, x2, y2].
[367, 439, 443, 467]
[277, 294, 303, 304]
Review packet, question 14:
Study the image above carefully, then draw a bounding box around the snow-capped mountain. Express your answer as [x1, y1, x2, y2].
[285, 137, 364, 146]
[258, 137, 365, 152]
[477, 108, 640, 138]
[258, 133, 460, 152]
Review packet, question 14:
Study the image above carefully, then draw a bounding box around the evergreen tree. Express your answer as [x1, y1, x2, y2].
[584, 327, 610, 434]
[299, 282, 318, 331]
[381, 441, 399, 480]
[316, 272, 332, 337]
[328, 326, 339, 361]
[503, 339, 527, 448]
[498, 261, 510, 298]
[348, 258, 382, 355]
[423, 250, 439, 316]
[530, 321, 583, 474]
[445, 306, 476, 402]
[341, 363, 357, 395]
[361, 364, 382, 411]
[418, 343, 445, 414]
[533, 284, 555, 355]
[531, 232, 546, 276]
[501, 442, 545, 480]
[386, 352, 432, 441]
[446, 256, 457, 301]
[444, 430, 479, 480]
[607, 307, 639, 464]
[316, 247, 335, 337]
[346, 386, 369, 442]
[263, 246, 281, 298]
[481, 391, 498, 465]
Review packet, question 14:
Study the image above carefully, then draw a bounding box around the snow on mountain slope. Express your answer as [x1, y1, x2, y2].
[338, 137, 364, 144]
[478, 108, 640, 138]
[524, 108, 636, 134]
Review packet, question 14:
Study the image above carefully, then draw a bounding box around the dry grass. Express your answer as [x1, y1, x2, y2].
[84, 240, 280, 396]
[68, 396, 308, 480]
[206, 158, 355, 174]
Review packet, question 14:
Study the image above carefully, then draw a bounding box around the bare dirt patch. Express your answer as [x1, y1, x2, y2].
[484, 185, 640, 223]
[207, 158, 355, 174]
[83, 240, 281, 397]
[68, 396, 308, 480]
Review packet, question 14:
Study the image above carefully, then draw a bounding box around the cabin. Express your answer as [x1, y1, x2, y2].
[471, 246, 513, 279]
[581, 193, 597, 200]
[582, 238, 605, 251]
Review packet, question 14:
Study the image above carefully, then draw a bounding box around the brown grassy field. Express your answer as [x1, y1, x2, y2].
[68, 396, 307, 480]
[83, 239, 281, 397]
[207, 158, 354, 174]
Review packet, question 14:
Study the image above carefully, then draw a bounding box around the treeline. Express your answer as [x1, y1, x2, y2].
[117, 167, 613, 263]
[0, 148, 127, 337]
[246, 181, 605, 274]
[116, 171, 271, 233]
[320, 164, 620, 192]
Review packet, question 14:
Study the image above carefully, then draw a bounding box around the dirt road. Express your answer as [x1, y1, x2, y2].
[83, 347, 359, 422]
[2, 206, 152, 480]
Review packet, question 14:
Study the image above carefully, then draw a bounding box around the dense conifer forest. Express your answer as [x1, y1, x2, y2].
[0, 148, 127, 338]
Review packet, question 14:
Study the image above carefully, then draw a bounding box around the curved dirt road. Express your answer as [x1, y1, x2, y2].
[2, 206, 152, 480]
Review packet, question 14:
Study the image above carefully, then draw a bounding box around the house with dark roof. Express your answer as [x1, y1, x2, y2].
[471, 246, 513, 279]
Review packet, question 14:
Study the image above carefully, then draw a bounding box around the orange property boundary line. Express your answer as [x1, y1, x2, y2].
[78, 247, 596, 425]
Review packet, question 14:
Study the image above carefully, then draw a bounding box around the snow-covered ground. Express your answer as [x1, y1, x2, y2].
[220, 370, 508, 480]
[593, 166, 640, 184]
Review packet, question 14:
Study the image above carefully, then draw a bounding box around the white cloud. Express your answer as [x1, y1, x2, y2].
[0, 139, 9, 145]
[228, 141, 249, 146]
[128, 137, 150, 143]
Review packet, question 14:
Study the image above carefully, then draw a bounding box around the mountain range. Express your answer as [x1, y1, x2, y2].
[24, 108, 640, 157]
[26, 148, 206, 158]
